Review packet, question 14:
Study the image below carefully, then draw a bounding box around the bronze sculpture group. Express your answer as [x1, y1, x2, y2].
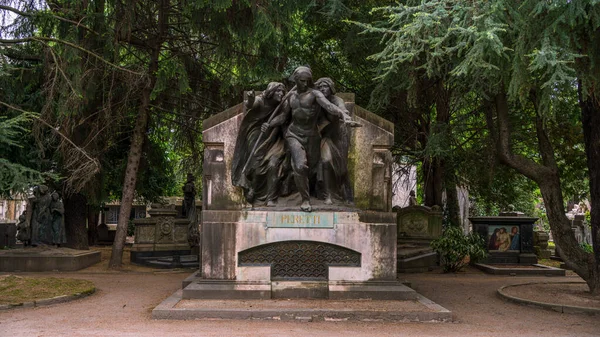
[15, 185, 67, 247]
[232, 66, 360, 212]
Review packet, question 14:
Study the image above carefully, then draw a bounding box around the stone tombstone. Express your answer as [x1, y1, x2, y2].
[0, 221, 17, 248]
[571, 214, 592, 245]
[130, 203, 191, 264]
[470, 211, 538, 265]
[396, 205, 443, 240]
[533, 230, 551, 259]
[394, 205, 442, 273]
[192, 70, 411, 301]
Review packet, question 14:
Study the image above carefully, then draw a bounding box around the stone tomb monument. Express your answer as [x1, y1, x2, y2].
[395, 205, 443, 272]
[470, 211, 538, 264]
[130, 174, 201, 268]
[185, 69, 414, 300]
[0, 186, 100, 272]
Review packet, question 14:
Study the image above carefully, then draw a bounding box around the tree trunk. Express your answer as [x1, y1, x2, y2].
[108, 82, 154, 268]
[108, 0, 167, 269]
[578, 84, 600, 294]
[490, 90, 596, 292]
[435, 79, 460, 225]
[445, 183, 461, 227]
[63, 193, 89, 250]
[87, 205, 99, 246]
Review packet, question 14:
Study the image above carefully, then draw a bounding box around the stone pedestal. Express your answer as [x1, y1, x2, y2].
[0, 247, 100, 272]
[184, 210, 414, 300]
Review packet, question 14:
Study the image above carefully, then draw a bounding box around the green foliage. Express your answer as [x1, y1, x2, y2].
[0, 112, 58, 194]
[431, 226, 487, 273]
[580, 242, 594, 254]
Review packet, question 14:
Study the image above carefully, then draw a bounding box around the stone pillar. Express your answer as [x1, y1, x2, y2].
[533, 231, 551, 259]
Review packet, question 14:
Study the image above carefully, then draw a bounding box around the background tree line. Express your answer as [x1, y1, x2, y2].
[1, 0, 598, 292]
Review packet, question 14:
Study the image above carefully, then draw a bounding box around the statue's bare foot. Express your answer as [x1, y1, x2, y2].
[300, 200, 312, 212]
[324, 197, 333, 205]
[266, 200, 277, 207]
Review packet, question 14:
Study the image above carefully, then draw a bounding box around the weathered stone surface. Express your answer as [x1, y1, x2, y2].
[153, 288, 452, 321]
[348, 104, 394, 211]
[396, 205, 443, 240]
[201, 210, 397, 283]
[202, 104, 244, 210]
[130, 205, 193, 265]
[0, 247, 100, 272]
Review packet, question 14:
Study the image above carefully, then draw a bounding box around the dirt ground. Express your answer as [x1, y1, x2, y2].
[0, 249, 599, 337]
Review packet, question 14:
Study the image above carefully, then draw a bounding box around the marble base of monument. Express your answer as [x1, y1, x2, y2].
[153, 288, 452, 322]
[181, 276, 415, 300]
[130, 251, 198, 269]
[186, 210, 414, 300]
[0, 246, 101, 272]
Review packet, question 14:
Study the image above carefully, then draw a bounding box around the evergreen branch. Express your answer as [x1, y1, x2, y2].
[0, 37, 144, 76]
[0, 101, 100, 168]
[42, 42, 79, 97]
[0, 4, 99, 36]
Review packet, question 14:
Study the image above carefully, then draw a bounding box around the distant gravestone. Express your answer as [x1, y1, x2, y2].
[396, 205, 443, 240]
[533, 230, 551, 259]
[0, 222, 17, 248]
[130, 203, 193, 267]
[470, 211, 538, 264]
[395, 205, 443, 273]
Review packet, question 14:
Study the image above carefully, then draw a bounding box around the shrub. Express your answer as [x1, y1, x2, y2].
[580, 242, 593, 254]
[431, 226, 487, 273]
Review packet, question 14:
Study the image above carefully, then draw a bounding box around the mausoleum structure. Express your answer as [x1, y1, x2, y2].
[183, 71, 414, 300]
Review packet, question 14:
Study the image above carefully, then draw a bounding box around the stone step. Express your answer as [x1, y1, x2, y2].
[182, 279, 418, 301]
[153, 290, 452, 322]
[183, 280, 271, 300]
[397, 251, 438, 273]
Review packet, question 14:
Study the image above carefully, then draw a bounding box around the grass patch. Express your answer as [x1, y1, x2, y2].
[0, 275, 95, 305]
[537, 259, 561, 268]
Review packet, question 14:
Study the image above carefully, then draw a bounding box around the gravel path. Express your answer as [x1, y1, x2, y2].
[0, 267, 598, 337]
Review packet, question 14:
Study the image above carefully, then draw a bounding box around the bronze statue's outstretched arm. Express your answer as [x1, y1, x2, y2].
[314, 89, 345, 119]
[262, 98, 290, 131]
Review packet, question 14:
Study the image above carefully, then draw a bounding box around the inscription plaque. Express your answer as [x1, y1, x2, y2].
[267, 212, 334, 228]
